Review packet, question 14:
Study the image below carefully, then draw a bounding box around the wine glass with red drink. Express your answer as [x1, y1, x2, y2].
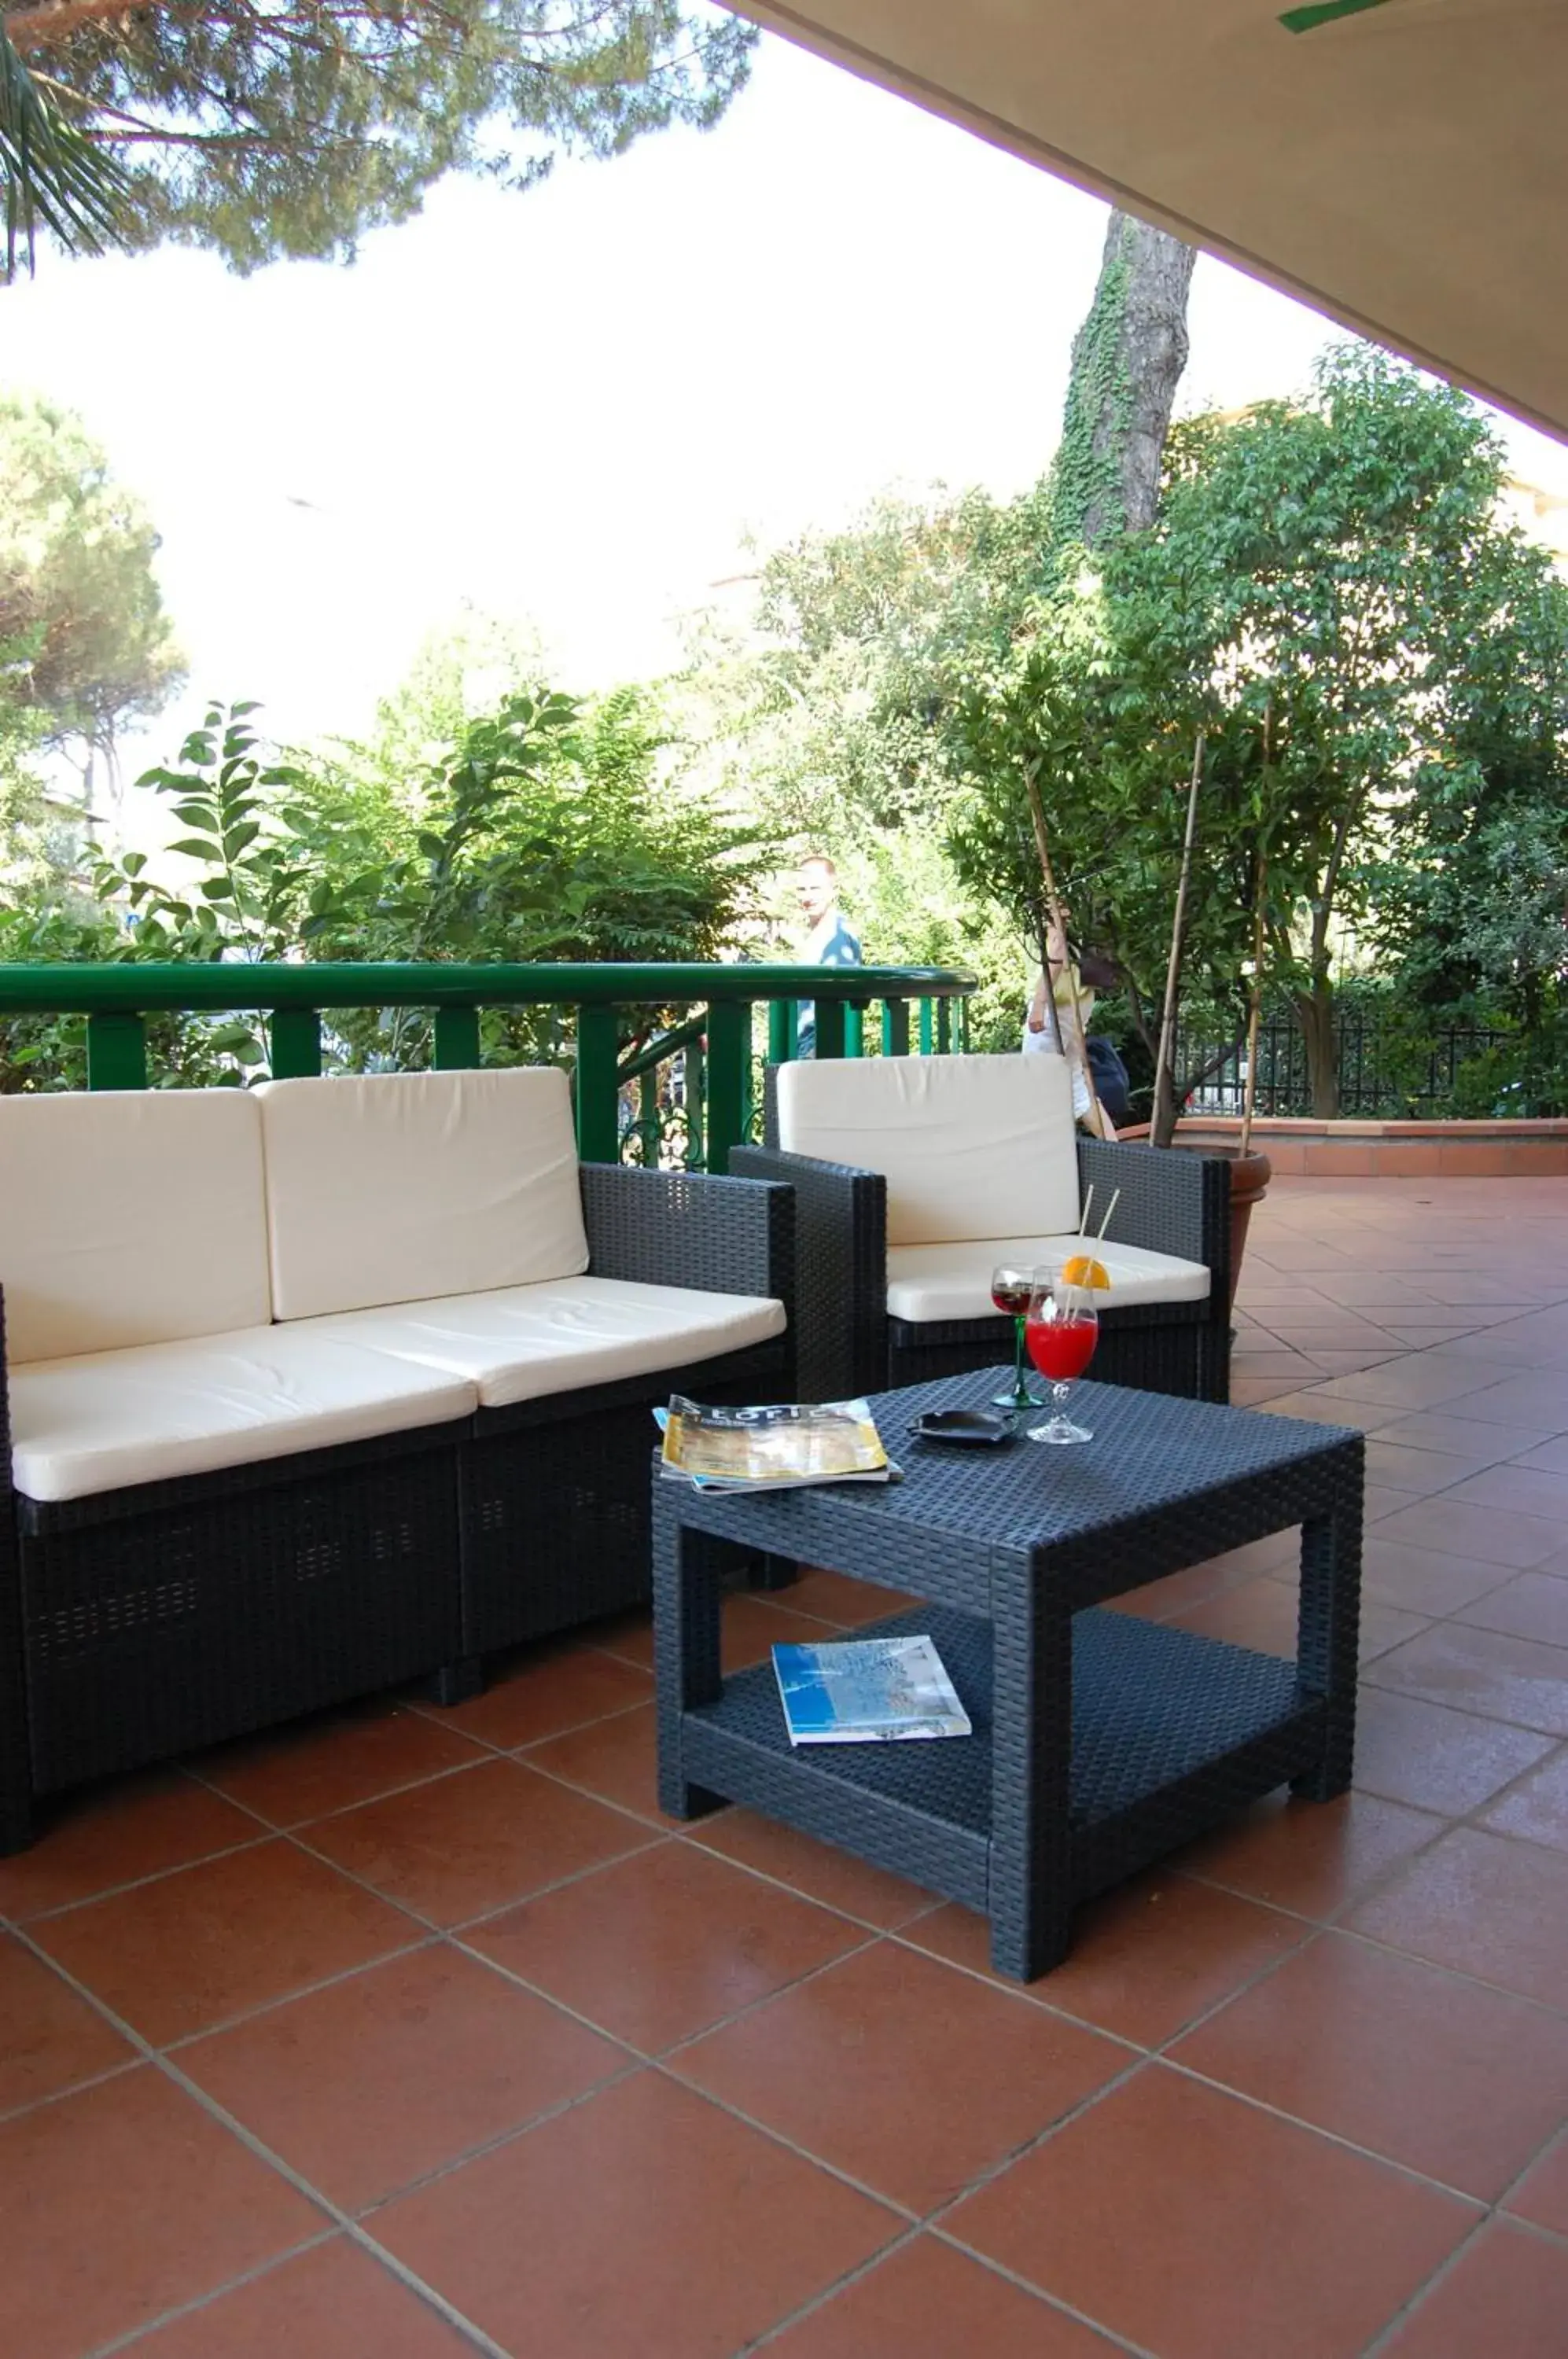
[990, 1263, 1040, 1411]
[1024, 1267, 1099, 1444]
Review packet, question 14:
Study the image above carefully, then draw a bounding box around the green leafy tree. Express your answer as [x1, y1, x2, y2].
[0, 391, 183, 809]
[4, 0, 756, 270]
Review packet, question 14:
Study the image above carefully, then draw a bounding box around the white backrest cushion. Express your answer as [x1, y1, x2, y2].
[776, 1053, 1081, 1246]
[0, 1087, 271, 1364]
[256, 1068, 590, 1320]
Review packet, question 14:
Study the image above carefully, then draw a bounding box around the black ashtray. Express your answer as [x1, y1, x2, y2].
[910, 1408, 1016, 1447]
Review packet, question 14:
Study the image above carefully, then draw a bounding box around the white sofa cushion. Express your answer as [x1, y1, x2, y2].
[0, 1087, 271, 1366]
[885, 1237, 1212, 1323]
[775, 1054, 1081, 1246]
[256, 1068, 591, 1321]
[9, 1326, 477, 1504]
[303, 1275, 787, 1411]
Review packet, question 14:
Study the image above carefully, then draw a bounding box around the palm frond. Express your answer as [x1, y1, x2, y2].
[1, 29, 129, 279]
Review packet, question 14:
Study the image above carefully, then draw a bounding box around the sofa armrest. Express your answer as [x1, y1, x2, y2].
[730, 1145, 886, 1401]
[0, 1287, 32, 1850]
[1077, 1138, 1231, 1309]
[580, 1163, 794, 1308]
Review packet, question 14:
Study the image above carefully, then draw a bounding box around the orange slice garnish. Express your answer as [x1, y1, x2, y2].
[1060, 1254, 1111, 1290]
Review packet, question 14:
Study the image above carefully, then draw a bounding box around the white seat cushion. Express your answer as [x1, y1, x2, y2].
[885, 1237, 1212, 1323]
[256, 1068, 591, 1322]
[9, 1328, 477, 1504]
[0, 1087, 271, 1364]
[300, 1275, 787, 1411]
[775, 1054, 1080, 1245]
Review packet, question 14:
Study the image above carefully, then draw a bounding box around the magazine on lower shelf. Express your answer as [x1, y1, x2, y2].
[654, 1397, 897, 1495]
[772, 1634, 972, 1745]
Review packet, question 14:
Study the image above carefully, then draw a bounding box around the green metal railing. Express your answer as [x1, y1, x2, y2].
[0, 962, 974, 1172]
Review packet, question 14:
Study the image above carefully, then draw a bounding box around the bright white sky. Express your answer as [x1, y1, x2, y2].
[7, 21, 1568, 800]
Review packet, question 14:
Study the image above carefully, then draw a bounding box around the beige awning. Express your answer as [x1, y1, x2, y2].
[731, 0, 1568, 443]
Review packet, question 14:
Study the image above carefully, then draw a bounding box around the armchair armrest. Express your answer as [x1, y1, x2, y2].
[0, 1287, 32, 1851]
[730, 1145, 886, 1401]
[580, 1163, 794, 1308]
[1076, 1138, 1231, 1308]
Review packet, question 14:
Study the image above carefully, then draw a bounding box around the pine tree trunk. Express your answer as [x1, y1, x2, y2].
[1293, 981, 1342, 1119]
[1054, 212, 1198, 548]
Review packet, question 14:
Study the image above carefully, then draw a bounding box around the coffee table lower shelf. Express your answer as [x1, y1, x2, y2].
[677, 1606, 1327, 1946]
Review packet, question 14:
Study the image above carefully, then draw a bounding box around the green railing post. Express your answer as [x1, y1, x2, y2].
[937, 999, 953, 1052]
[882, 999, 911, 1055]
[845, 1000, 865, 1058]
[269, 1007, 322, 1079]
[575, 1003, 620, 1162]
[814, 999, 847, 1058]
[918, 999, 934, 1054]
[705, 999, 751, 1170]
[86, 1010, 147, 1091]
[685, 1041, 705, 1172]
[639, 1066, 660, 1165]
[767, 1000, 795, 1064]
[432, 1006, 481, 1069]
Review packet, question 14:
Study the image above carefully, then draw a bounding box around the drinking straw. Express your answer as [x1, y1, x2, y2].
[1079, 1184, 1095, 1241]
[1096, 1187, 1121, 1242]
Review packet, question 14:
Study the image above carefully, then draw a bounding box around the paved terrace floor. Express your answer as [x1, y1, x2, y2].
[4, 1176, 1568, 2358]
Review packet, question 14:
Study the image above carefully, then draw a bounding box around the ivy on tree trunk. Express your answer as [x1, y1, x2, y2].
[1050, 212, 1197, 551]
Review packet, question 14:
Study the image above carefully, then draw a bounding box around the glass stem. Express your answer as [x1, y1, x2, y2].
[1014, 1315, 1028, 1403]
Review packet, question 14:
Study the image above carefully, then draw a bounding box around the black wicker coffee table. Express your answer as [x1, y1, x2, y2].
[654, 1370, 1364, 1979]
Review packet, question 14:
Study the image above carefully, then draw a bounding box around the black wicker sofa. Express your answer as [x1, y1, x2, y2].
[733, 1051, 1229, 1406]
[0, 1069, 791, 1849]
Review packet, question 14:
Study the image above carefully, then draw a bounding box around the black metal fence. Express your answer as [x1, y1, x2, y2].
[1179, 1015, 1513, 1119]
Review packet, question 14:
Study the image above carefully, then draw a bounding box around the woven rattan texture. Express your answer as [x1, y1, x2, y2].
[582, 1163, 793, 1302]
[655, 1368, 1363, 1976]
[730, 1144, 885, 1400]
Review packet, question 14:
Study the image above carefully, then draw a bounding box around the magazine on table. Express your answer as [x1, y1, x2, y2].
[654, 1397, 898, 1495]
[772, 1633, 972, 1745]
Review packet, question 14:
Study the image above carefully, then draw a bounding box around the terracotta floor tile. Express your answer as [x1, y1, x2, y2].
[764, 2234, 1117, 2357]
[1379, 2221, 1568, 2358]
[1176, 1789, 1447, 1919]
[1364, 1621, 1568, 1736]
[784, 1567, 923, 1625]
[1309, 1359, 1518, 1411]
[411, 1638, 652, 1750]
[193, 1699, 487, 1827]
[1376, 1408, 1556, 1463]
[522, 1698, 674, 1824]
[0, 2066, 322, 2359]
[1360, 1536, 1517, 1617]
[462, 1840, 866, 2052]
[1167, 1577, 1297, 1656]
[1507, 2132, 1568, 2235]
[673, 1941, 1124, 2213]
[1353, 1688, 1556, 1815]
[1447, 1462, 1568, 1521]
[302, 1757, 657, 1927]
[1457, 1571, 1568, 1647]
[0, 1770, 261, 1920]
[948, 2063, 1477, 2359]
[1260, 1392, 1404, 1431]
[905, 1871, 1305, 2046]
[1513, 1433, 1568, 1475]
[1349, 1825, 1568, 2007]
[31, 1838, 420, 2045]
[686, 1809, 937, 1929]
[0, 1930, 135, 2112]
[1481, 1745, 1568, 1851]
[1172, 1930, 1568, 2198]
[1364, 1440, 1496, 1496]
[374, 2069, 899, 2359]
[1373, 1495, 1565, 1570]
[129, 2238, 477, 2357]
[1455, 1371, 1568, 1427]
[182, 1943, 622, 2210]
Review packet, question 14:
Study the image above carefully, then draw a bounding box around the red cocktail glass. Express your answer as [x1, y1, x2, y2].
[1024, 1274, 1099, 1444]
[990, 1263, 1041, 1410]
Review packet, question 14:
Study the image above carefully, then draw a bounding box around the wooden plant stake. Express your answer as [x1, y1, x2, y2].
[1023, 759, 1110, 1139]
[1150, 731, 1205, 1146]
[1239, 861, 1267, 1160]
